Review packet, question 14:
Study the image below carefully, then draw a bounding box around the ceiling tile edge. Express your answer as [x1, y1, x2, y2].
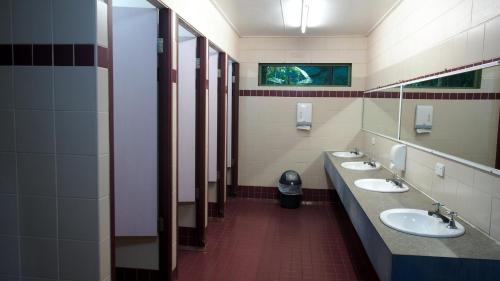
[365, 0, 403, 36]
[209, 0, 242, 38]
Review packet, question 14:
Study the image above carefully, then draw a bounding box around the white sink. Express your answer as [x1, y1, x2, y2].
[380, 209, 465, 238]
[354, 179, 409, 193]
[332, 151, 364, 158]
[341, 161, 381, 171]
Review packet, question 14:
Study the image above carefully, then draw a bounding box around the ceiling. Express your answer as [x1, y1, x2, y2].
[211, 0, 399, 37]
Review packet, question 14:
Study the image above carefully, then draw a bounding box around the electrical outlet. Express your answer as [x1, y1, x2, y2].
[371, 137, 376, 145]
[435, 163, 445, 177]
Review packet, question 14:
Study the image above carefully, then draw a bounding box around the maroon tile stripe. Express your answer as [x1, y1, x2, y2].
[235, 185, 336, 202]
[239, 90, 364, 98]
[402, 91, 500, 100]
[13, 44, 32, 65]
[54, 44, 74, 66]
[179, 227, 198, 246]
[0, 43, 105, 67]
[0, 44, 12, 65]
[208, 202, 222, 218]
[116, 267, 159, 281]
[367, 57, 500, 91]
[240, 89, 500, 100]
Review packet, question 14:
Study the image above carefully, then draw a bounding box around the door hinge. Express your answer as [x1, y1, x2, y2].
[157, 38, 164, 54]
[232, 76, 236, 83]
[217, 69, 222, 78]
[196, 58, 201, 69]
[158, 217, 164, 233]
[217, 171, 221, 181]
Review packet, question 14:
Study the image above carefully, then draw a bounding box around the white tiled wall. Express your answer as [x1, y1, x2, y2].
[0, 1, 110, 280]
[237, 37, 367, 189]
[362, 131, 500, 241]
[367, 0, 500, 89]
[239, 37, 368, 91]
[238, 97, 363, 189]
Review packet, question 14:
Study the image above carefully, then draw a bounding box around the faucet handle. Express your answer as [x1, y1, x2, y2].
[432, 202, 445, 211]
[447, 211, 458, 229]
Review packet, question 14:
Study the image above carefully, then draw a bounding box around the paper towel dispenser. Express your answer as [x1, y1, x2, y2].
[297, 102, 312, 130]
[415, 105, 433, 134]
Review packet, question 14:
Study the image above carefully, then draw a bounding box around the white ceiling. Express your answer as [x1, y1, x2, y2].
[211, 0, 399, 37]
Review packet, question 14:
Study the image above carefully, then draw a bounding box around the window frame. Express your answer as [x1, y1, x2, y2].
[258, 63, 352, 87]
[405, 69, 482, 89]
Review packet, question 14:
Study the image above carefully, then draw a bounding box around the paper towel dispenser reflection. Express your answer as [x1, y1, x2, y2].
[415, 105, 433, 134]
[296, 102, 312, 130]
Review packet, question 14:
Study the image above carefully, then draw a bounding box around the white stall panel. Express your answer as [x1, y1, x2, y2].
[208, 49, 218, 182]
[113, 7, 158, 236]
[178, 30, 197, 202]
[227, 62, 233, 167]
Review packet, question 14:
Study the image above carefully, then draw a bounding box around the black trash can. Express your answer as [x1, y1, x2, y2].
[277, 170, 302, 209]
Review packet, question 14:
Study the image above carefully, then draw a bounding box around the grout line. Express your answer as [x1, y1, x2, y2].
[48, 1, 62, 279]
[5, 0, 23, 278]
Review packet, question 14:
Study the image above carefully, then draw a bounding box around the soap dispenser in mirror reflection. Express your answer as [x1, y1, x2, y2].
[390, 144, 407, 172]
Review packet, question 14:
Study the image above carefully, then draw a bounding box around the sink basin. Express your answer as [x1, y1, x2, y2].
[380, 209, 465, 238]
[332, 151, 364, 158]
[354, 179, 409, 193]
[340, 161, 381, 171]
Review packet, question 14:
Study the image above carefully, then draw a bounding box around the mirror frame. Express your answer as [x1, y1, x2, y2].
[362, 60, 500, 176]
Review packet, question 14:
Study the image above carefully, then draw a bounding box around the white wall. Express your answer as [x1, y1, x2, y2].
[159, 0, 239, 60]
[178, 37, 197, 202]
[227, 61, 233, 168]
[367, 0, 500, 89]
[113, 6, 158, 237]
[239, 36, 368, 91]
[237, 37, 367, 189]
[362, 0, 500, 241]
[208, 50, 218, 182]
[361, 131, 500, 241]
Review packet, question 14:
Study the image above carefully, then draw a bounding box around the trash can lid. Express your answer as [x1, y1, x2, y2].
[278, 183, 302, 195]
[279, 170, 302, 186]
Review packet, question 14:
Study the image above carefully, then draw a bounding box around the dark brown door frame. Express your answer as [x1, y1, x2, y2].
[230, 62, 240, 197]
[216, 53, 227, 216]
[496, 111, 500, 169]
[158, 7, 175, 281]
[195, 36, 208, 247]
[106, 1, 116, 281]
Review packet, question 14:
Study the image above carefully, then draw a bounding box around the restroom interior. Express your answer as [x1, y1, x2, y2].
[1, 0, 500, 281]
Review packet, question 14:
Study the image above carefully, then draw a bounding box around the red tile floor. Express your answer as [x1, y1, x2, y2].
[177, 198, 379, 281]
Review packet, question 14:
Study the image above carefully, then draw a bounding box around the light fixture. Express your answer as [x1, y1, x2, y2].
[301, 0, 309, 33]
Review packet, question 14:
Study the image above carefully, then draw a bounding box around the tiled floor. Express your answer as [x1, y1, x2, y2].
[177, 198, 379, 281]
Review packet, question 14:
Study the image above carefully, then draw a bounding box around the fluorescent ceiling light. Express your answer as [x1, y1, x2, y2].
[282, 0, 302, 28]
[301, 1, 309, 33]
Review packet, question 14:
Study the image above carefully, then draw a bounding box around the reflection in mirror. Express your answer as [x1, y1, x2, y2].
[362, 86, 401, 139]
[401, 64, 500, 169]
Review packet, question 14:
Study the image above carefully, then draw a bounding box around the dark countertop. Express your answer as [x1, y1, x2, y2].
[324, 151, 500, 260]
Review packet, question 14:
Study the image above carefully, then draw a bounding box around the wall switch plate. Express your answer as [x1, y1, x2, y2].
[371, 137, 376, 145]
[435, 163, 445, 177]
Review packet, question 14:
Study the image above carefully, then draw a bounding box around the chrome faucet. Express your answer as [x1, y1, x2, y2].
[447, 211, 458, 229]
[350, 147, 360, 155]
[386, 173, 403, 188]
[428, 202, 449, 223]
[363, 157, 376, 167]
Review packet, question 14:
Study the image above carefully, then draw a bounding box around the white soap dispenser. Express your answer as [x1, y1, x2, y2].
[390, 144, 407, 172]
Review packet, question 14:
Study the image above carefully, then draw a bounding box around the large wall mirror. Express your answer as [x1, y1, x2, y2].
[362, 86, 401, 139]
[401, 64, 500, 169]
[362, 61, 500, 172]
